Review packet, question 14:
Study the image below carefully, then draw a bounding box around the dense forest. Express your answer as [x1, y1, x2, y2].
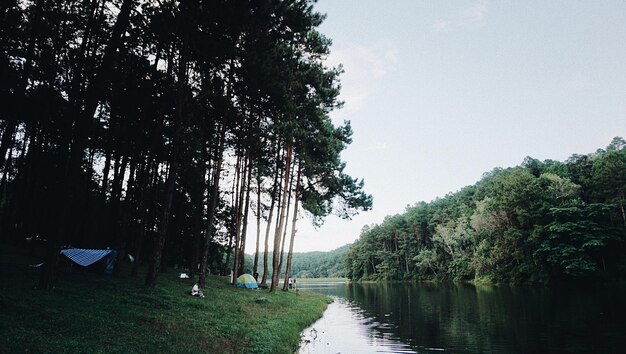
[345, 138, 626, 284]
[0, 0, 372, 292]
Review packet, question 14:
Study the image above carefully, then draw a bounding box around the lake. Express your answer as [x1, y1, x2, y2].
[298, 281, 626, 353]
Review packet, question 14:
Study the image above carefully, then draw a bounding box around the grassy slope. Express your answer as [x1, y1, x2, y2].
[0, 246, 330, 353]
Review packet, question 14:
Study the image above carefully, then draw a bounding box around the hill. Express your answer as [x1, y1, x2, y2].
[345, 137, 626, 284]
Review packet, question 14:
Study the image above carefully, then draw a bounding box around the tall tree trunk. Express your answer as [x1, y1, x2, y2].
[270, 144, 292, 292]
[238, 155, 253, 274]
[261, 143, 282, 285]
[4, 129, 34, 240]
[282, 161, 301, 291]
[253, 173, 261, 277]
[224, 151, 242, 276]
[232, 153, 248, 283]
[189, 159, 205, 278]
[101, 149, 112, 197]
[0, 120, 17, 169]
[199, 124, 225, 287]
[131, 158, 154, 277]
[144, 36, 186, 288]
[278, 160, 295, 275]
[144, 140, 180, 287]
[107, 154, 128, 255]
[0, 127, 16, 211]
[115, 157, 136, 274]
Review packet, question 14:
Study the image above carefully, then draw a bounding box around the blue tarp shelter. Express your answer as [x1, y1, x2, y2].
[60, 248, 118, 274]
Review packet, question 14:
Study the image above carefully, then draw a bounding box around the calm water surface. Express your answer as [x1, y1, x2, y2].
[298, 281, 626, 353]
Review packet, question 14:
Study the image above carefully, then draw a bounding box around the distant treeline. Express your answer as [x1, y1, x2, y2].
[243, 244, 349, 278]
[345, 138, 626, 284]
[288, 244, 349, 278]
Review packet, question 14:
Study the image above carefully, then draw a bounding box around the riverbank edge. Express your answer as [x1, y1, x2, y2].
[345, 277, 626, 287]
[0, 245, 331, 353]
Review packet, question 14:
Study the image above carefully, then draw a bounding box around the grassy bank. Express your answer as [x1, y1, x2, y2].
[0, 246, 330, 353]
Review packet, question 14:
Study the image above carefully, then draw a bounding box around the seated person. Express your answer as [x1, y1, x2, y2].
[191, 282, 205, 298]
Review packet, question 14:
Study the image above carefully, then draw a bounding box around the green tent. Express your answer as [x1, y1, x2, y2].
[236, 274, 258, 289]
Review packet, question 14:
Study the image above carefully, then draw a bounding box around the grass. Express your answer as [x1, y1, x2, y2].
[0, 245, 330, 353]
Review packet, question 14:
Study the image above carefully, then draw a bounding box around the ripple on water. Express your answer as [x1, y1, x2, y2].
[299, 296, 417, 354]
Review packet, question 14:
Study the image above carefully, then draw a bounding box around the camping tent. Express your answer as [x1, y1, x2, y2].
[236, 274, 258, 289]
[60, 248, 118, 274]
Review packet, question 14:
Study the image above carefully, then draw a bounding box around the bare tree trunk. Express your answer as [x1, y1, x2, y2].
[405, 248, 410, 273]
[253, 173, 261, 277]
[278, 160, 295, 275]
[260, 143, 282, 285]
[199, 123, 225, 287]
[224, 152, 241, 277]
[144, 140, 180, 287]
[100, 130, 114, 197]
[238, 155, 253, 274]
[131, 158, 154, 277]
[110, 154, 128, 234]
[189, 160, 205, 278]
[115, 157, 136, 274]
[270, 144, 292, 292]
[283, 162, 301, 291]
[232, 153, 248, 283]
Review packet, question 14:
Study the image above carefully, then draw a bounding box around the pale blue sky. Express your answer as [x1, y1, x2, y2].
[248, 0, 626, 253]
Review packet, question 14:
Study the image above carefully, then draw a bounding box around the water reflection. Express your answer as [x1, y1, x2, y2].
[300, 296, 418, 353]
[299, 281, 626, 353]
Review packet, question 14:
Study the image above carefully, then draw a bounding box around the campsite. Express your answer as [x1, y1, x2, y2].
[0, 245, 329, 353]
[2, 0, 626, 352]
[0, 1, 369, 351]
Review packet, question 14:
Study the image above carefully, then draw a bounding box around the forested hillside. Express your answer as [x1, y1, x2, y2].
[0, 0, 371, 292]
[242, 244, 349, 278]
[286, 244, 350, 278]
[345, 138, 626, 284]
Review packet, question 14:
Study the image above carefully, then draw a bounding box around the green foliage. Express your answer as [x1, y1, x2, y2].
[345, 138, 626, 284]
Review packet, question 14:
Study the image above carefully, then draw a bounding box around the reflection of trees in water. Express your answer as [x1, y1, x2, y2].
[343, 283, 626, 352]
[344, 283, 500, 351]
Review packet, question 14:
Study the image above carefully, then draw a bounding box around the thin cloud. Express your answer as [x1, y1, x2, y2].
[433, 1, 489, 31]
[460, 1, 488, 23]
[327, 41, 398, 116]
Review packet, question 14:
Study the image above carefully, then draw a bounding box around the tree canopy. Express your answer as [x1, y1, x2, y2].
[0, 0, 371, 290]
[344, 138, 626, 284]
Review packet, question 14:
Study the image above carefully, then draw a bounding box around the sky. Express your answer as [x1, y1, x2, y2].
[248, 0, 626, 253]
